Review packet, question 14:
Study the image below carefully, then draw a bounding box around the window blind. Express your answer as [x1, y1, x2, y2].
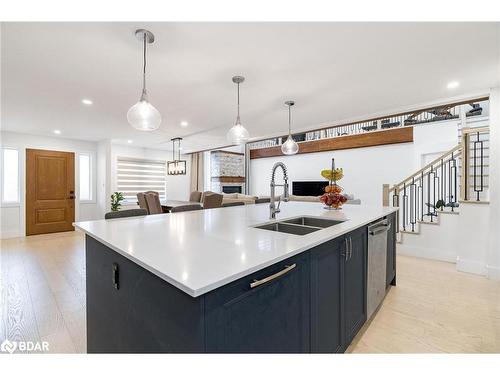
[116, 157, 167, 202]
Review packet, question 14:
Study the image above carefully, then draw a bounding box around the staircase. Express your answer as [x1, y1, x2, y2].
[383, 118, 490, 246]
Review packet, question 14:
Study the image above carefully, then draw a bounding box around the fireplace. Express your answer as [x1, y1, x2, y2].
[222, 186, 242, 194]
[210, 150, 245, 194]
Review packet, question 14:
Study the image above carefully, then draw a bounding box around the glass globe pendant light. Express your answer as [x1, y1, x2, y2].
[281, 100, 299, 155]
[127, 29, 162, 131]
[227, 76, 250, 144]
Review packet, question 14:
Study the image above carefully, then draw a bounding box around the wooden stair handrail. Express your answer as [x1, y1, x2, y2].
[388, 144, 462, 193]
[462, 126, 490, 135]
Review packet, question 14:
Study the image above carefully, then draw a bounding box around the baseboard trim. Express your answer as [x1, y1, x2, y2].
[396, 244, 456, 263]
[0, 231, 23, 239]
[486, 265, 500, 280]
[456, 257, 487, 276]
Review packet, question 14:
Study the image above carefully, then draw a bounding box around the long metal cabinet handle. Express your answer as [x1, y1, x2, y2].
[349, 237, 353, 259]
[250, 263, 296, 288]
[344, 238, 349, 261]
[369, 222, 391, 235]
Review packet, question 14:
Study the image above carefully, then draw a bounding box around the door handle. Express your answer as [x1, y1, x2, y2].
[344, 238, 349, 262]
[250, 264, 296, 288]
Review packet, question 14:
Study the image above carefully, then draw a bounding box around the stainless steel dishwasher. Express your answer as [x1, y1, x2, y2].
[367, 218, 391, 320]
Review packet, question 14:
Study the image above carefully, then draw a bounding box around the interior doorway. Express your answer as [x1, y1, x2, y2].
[26, 148, 75, 235]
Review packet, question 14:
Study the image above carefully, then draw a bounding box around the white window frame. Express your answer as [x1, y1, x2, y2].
[78, 151, 96, 204]
[1, 147, 21, 207]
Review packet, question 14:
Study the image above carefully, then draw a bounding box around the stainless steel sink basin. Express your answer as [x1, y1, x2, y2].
[254, 216, 346, 236]
[254, 222, 321, 236]
[282, 216, 345, 228]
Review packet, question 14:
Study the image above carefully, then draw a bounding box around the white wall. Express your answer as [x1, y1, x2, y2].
[96, 139, 111, 218]
[0, 131, 101, 238]
[397, 203, 490, 274]
[487, 86, 500, 279]
[250, 119, 461, 206]
[0, 133, 193, 238]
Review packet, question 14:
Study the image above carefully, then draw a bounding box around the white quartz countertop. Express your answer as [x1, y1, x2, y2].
[75, 202, 398, 297]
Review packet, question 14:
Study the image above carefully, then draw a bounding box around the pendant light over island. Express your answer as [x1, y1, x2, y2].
[226, 75, 250, 145]
[127, 29, 162, 131]
[281, 100, 299, 155]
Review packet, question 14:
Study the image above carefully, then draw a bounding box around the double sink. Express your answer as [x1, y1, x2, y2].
[255, 216, 346, 236]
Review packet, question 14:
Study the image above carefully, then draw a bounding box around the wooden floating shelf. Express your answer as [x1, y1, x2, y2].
[211, 176, 245, 183]
[249, 127, 414, 159]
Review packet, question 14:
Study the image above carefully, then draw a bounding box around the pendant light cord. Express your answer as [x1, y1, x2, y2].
[142, 34, 147, 94]
[237, 82, 240, 119]
[288, 104, 291, 134]
[171, 138, 182, 161]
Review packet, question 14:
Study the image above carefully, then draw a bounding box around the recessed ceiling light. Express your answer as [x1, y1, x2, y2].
[53, 130, 61, 135]
[82, 99, 93, 105]
[127, 140, 133, 144]
[447, 81, 459, 89]
[180, 121, 188, 127]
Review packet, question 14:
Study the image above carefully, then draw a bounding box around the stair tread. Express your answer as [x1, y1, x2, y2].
[459, 200, 490, 204]
[435, 210, 460, 215]
[418, 220, 440, 225]
[458, 165, 490, 167]
[400, 229, 420, 235]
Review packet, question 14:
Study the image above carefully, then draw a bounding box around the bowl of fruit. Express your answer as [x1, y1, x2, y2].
[320, 161, 348, 210]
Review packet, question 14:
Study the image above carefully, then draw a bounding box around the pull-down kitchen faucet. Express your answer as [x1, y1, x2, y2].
[269, 162, 290, 219]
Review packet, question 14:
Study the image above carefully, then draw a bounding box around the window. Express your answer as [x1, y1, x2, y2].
[1, 148, 20, 204]
[116, 157, 166, 203]
[79, 153, 92, 201]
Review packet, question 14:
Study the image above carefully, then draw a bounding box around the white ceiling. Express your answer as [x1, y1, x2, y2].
[1, 22, 499, 153]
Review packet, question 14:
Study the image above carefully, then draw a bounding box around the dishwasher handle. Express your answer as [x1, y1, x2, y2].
[369, 222, 391, 236]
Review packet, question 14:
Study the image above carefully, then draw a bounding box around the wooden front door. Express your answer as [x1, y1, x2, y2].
[26, 149, 75, 236]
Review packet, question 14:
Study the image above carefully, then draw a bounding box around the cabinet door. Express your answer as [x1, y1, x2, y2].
[205, 252, 310, 353]
[386, 212, 397, 287]
[310, 236, 345, 353]
[343, 226, 367, 345]
[86, 236, 205, 353]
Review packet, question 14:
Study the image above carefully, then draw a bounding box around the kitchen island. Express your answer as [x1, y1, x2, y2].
[75, 202, 398, 353]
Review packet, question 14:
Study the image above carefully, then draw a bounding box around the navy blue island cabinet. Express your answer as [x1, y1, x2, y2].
[310, 225, 367, 353]
[204, 251, 310, 353]
[86, 221, 384, 353]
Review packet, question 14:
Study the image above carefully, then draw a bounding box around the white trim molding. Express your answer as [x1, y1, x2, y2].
[486, 265, 500, 280]
[456, 256, 487, 276]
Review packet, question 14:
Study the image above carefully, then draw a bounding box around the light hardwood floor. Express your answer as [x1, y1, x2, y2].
[1, 231, 499, 353]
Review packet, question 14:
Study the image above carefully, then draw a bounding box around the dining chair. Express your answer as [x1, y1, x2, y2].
[105, 209, 148, 219]
[145, 192, 163, 214]
[202, 193, 223, 209]
[189, 191, 202, 202]
[170, 204, 203, 213]
[137, 192, 149, 213]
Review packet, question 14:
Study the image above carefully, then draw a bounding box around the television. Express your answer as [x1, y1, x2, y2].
[292, 181, 329, 196]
